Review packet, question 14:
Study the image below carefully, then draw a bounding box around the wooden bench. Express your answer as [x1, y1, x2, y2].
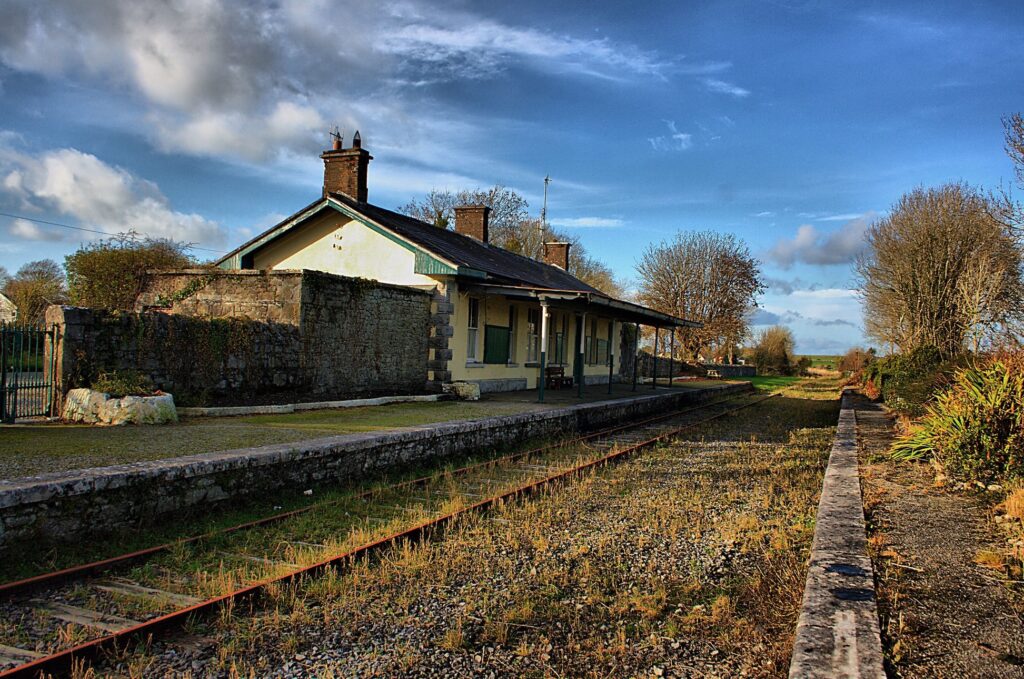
[706, 369, 721, 379]
[545, 366, 574, 390]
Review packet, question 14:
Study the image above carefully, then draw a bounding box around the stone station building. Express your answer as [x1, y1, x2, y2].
[217, 133, 699, 395]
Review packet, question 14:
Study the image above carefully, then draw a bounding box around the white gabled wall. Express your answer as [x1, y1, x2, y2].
[251, 211, 438, 287]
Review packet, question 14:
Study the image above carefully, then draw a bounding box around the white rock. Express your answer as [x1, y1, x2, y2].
[442, 381, 481, 401]
[62, 389, 177, 425]
[62, 387, 109, 423]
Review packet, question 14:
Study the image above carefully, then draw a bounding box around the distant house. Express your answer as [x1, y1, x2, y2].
[0, 291, 16, 323]
[217, 133, 697, 393]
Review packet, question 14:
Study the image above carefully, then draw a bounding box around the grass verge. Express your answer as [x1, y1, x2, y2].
[0, 400, 545, 480]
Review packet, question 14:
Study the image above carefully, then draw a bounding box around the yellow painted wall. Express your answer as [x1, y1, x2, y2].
[449, 283, 619, 388]
[252, 212, 438, 287]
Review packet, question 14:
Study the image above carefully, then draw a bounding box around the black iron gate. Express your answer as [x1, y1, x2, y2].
[0, 322, 57, 422]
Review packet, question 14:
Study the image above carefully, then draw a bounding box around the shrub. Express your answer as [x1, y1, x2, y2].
[864, 345, 949, 416]
[891, 358, 1024, 482]
[91, 370, 156, 398]
[65, 234, 194, 311]
[750, 326, 796, 376]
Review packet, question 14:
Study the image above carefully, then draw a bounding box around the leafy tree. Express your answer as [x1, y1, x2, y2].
[65, 233, 194, 311]
[1, 259, 67, 324]
[749, 325, 796, 376]
[636, 230, 764, 361]
[856, 183, 1024, 355]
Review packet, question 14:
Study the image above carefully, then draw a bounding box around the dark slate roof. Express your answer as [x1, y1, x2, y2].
[329, 193, 603, 294]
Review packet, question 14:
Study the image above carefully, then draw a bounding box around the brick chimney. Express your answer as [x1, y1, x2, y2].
[321, 130, 372, 202]
[543, 242, 571, 270]
[454, 205, 490, 242]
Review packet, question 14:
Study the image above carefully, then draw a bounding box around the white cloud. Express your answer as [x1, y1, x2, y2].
[765, 215, 873, 268]
[152, 102, 326, 162]
[817, 213, 866, 222]
[0, 142, 225, 245]
[648, 120, 693, 152]
[702, 78, 750, 98]
[549, 217, 623, 228]
[379, 11, 671, 82]
[8, 218, 64, 241]
[791, 288, 859, 300]
[0, 0, 675, 166]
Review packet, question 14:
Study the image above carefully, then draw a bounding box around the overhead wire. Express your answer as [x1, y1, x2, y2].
[0, 210, 228, 255]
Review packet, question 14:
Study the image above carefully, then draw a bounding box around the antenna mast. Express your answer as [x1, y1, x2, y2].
[539, 175, 551, 240]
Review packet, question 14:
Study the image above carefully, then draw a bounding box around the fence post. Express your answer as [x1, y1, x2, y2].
[0, 323, 8, 422]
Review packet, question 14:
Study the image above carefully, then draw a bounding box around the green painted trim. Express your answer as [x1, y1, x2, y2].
[227, 202, 328, 266]
[456, 267, 487, 279]
[415, 252, 458, 276]
[226, 196, 481, 281]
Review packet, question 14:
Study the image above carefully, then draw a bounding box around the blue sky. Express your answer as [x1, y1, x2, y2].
[0, 0, 1021, 353]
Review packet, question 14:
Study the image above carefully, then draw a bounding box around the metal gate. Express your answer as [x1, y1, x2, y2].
[0, 322, 57, 423]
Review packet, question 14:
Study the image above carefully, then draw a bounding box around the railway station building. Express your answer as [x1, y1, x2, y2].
[216, 134, 697, 394]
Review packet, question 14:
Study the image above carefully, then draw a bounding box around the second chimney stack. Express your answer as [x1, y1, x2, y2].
[454, 205, 490, 242]
[543, 242, 571, 270]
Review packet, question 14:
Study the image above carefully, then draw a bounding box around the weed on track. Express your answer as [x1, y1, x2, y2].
[86, 380, 842, 679]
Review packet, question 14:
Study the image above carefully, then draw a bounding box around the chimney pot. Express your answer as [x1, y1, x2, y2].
[320, 134, 372, 202]
[352, 130, 362, 148]
[543, 241, 571, 270]
[454, 205, 490, 242]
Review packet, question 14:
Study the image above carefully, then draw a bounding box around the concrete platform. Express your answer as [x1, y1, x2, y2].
[484, 381, 730, 405]
[0, 382, 752, 551]
[789, 389, 885, 678]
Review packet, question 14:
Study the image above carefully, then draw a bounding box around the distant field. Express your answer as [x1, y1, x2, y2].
[799, 354, 841, 369]
[747, 375, 803, 391]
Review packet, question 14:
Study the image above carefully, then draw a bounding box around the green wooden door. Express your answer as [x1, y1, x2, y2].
[484, 325, 510, 364]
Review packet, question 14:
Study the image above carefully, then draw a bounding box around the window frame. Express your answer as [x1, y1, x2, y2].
[466, 297, 480, 361]
[526, 308, 540, 363]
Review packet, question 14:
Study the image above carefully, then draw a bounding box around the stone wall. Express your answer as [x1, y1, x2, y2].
[48, 269, 431, 406]
[0, 293, 16, 323]
[300, 271, 431, 396]
[704, 363, 756, 377]
[0, 382, 752, 550]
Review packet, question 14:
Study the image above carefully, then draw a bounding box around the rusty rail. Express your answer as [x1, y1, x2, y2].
[1, 388, 774, 678]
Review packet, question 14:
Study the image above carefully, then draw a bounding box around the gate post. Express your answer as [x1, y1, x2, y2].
[0, 324, 8, 422]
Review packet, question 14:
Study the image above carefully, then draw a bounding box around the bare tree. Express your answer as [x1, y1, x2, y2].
[399, 185, 529, 236]
[636, 231, 764, 361]
[994, 113, 1024, 236]
[1005, 113, 1024, 187]
[856, 183, 1024, 355]
[2, 259, 67, 324]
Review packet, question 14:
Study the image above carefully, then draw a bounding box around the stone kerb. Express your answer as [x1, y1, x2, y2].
[0, 383, 751, 550]
[788, 390, 885, 679]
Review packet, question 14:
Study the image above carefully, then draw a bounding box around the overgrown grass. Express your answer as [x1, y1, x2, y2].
[97, 389, 839, 677]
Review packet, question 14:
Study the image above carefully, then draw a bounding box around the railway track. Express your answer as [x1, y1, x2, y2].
[0, 386, 776, 677]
